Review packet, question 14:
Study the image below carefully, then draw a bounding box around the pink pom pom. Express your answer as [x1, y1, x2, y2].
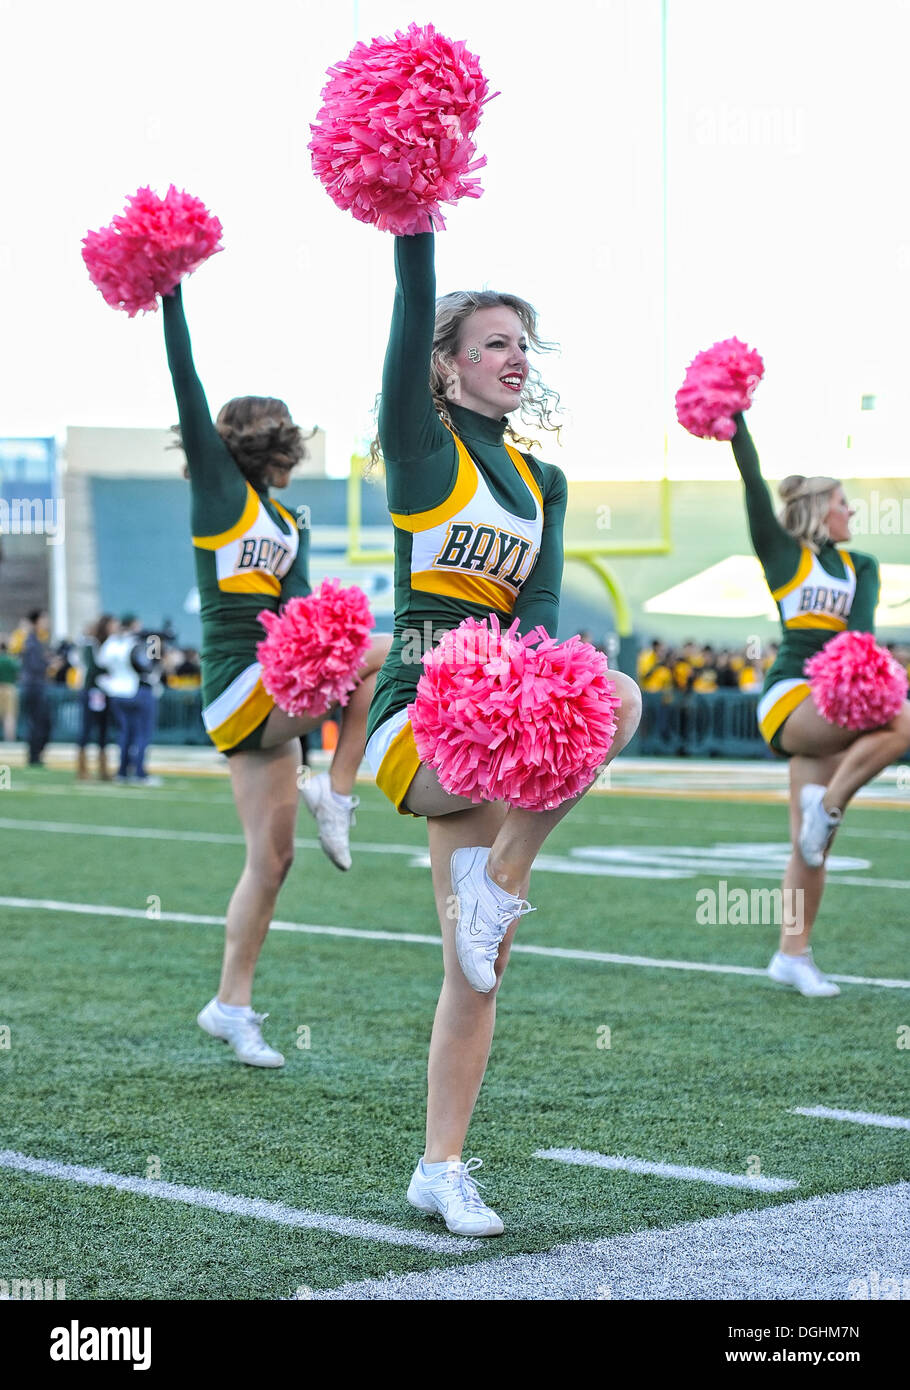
[805, 630, 908, 731]
[82, 185, 223, 316]
[309, 22, 495, 235]
[256, 580, 375, 719]
[409, 616, 622, 811]
[676, 337, 765, 441]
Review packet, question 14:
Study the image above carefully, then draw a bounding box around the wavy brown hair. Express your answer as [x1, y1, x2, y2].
[170, 396, 312, 487]
[215, 397, 311, 484]
[370, 289, 562, 466]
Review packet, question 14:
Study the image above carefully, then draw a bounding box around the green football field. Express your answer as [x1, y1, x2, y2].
[1, 766, 908, 1300]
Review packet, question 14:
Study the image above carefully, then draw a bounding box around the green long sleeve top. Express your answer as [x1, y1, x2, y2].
[161, 286, 311, 665]
[730, 413, 880, 689]
[368, 232, 568, 737]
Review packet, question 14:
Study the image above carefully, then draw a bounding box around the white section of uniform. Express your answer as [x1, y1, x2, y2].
[778, 547, 856, 627]
[410, 458, 542, 596]
[213, 496, 299, 587]
[757, 678, 810, 728]
[202, 661, 263, 733]
[365, 707, 411, 778]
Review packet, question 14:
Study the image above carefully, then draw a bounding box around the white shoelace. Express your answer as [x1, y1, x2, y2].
[482, 898, 536, 960]
[236, 1011, 273, 1051]
[448, 1157, 490, 1211]
[325, 794, 358, 828]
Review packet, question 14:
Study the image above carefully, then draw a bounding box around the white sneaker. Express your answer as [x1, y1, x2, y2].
[407, 1157, 504, 1236]
[196, 998, 286, 1066]
[768, 949, 841, 997]
[798, 784, 842, 867]
[300, 771, 358, 871]
[451, 847, 536, 993]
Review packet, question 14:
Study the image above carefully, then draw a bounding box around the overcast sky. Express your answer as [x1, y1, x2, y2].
[2, 0, 908, 483]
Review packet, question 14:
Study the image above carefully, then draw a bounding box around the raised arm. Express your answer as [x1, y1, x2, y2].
[511, 463, 567, 638]
[277, 519, 312, 604]
[847, 552, 881, 633]
[730, 413, 801, 591]
[377, 232, 451, 464]
[162, 285, 243, 519]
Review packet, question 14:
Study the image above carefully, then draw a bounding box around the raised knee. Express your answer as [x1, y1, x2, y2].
[892, 704, 910, 745]
[611, 671, 643, 739]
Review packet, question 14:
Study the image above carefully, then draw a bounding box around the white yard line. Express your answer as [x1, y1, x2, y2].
[3, 896, 909, 990]
[2, 817, 910, 889]
[791, 1106, 910, 1132]
[0, 1149, 478, 1254]
[533, 1148, 798, 1192]
[0, 818, 420, 856]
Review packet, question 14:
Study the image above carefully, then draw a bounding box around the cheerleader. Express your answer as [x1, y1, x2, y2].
[366, 232, 641, 1234]
[731, 412, 910, 996]
[163, 285, 390, 1066]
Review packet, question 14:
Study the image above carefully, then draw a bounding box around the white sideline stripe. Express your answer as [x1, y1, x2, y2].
[791, 1106, 910, 1132]
[0, 898, 441, 947]
[3, 817, 910, 889]
[0, 817, 419, 858]
[0, 1149, 478, 1254]
[3, 897, 910, 990]
[314, 1179, 910, 1300]
[534, 1148, 798, 1192]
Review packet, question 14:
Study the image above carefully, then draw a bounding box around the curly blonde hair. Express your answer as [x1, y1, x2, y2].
[778, 474, 841, 551]
[370, 289, 562, 466]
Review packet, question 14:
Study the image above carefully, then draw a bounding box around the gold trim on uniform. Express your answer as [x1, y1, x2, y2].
[376, 720, 422, 815]
[411, 568, 516, 612]
[505, 444, 544, 510]
[785, 612, 847, 631]
[758, 681, 811, 744]
[272, 500, 299, 527]
[771, 545, 813, 601]
[218, 572, 282, 596]
[207, 679, 274, 752]
[390, 436, 478, 533]
[192, 484, 260, 551]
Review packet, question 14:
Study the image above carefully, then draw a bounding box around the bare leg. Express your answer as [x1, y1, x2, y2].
[488, 671, 642, 893]
[424, 801, 510, 1162]
[259, 634, 392, 794]
[327, 635, 391, 793]
[218, 741, 299, 1006]
[406, 671, 643, 1161]
[822, 702, 910, 813]
[780, 752, 843, 954]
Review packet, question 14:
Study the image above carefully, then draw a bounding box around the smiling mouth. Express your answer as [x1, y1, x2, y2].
[500, 375, 523, 392]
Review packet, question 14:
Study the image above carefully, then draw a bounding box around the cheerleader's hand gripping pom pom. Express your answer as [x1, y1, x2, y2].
[675, 337, 765, 441]
[309, 22, 495, 235]
[805, 630, 908, 731]
[256, 580, 374, 719]
[82, 186, 223, 316]
[408, 616, 622, 811]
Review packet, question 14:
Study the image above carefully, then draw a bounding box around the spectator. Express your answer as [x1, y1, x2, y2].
[0, 640, 20, 742]
[638, 639, 668, 683]
[19, 609, 52, 766]
[97, 615, 161, 786]
[715, 650, 739, 689]
[167, 646, 202, 689]
[77, 615, 117, 780]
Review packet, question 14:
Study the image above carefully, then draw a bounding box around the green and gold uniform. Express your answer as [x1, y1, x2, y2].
[731, 414, 880, 754]
[364, 232, 568, 812]
[163, 285, 311, 753]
